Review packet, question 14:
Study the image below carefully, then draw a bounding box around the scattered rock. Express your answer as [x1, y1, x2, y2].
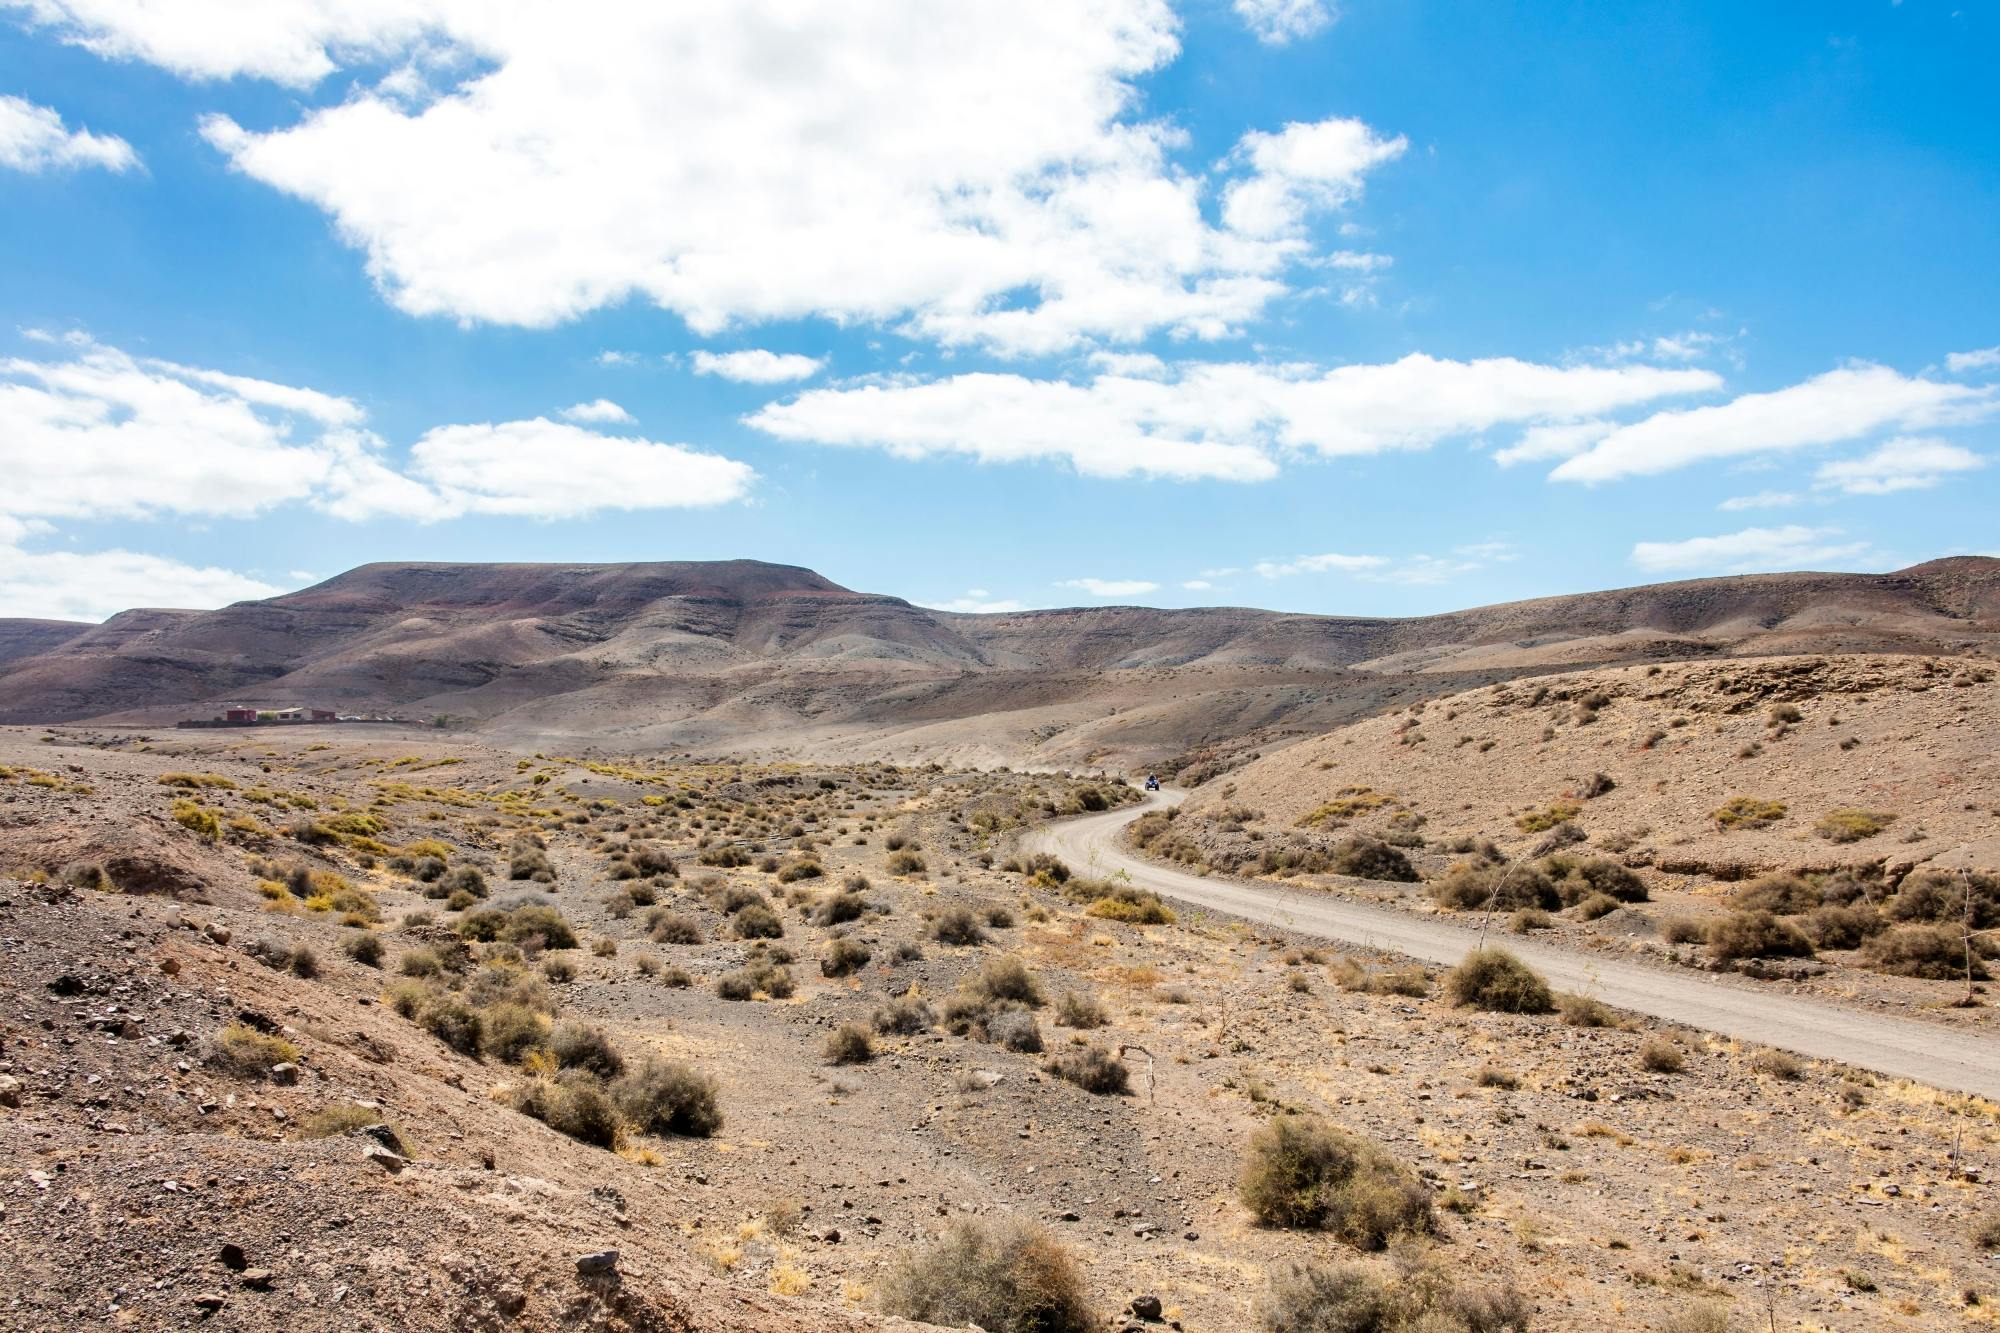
[575, 1250, 619, 1277]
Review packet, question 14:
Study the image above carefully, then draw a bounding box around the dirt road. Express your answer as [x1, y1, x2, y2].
[1023, 791, 2000, 1100]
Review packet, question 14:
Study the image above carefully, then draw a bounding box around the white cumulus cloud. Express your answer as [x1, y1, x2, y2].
[1945, 346, 2000, 375]
[0, 94, 137, 172]
[1814, 436, 1984, 495]
[21, 1, 1412, 354]
[402, 419, 754, 519]
[0, 335, 754, 526]
[748, 354, 1716, 482]
[689, 350, 825, 384]
[0, 538, 283, 621]
[560, 398, 634, 424]
[1630, 525, 1875, 575]
[1222, 117, 1405, 239]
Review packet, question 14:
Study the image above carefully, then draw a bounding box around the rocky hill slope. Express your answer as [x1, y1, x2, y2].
[0, 556, 1994, 768]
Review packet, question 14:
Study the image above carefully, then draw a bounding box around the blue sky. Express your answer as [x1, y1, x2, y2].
[0, 0, 1994, 622]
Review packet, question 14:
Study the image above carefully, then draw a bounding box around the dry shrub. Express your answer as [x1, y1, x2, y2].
[1556, 992, 1613, 1028]
[876, 1218, 1094, 1333]
[1541, 854, 1648, 905]
[1043, 1044, 1126, 1093]
[212, 1024, 299, 1076]
[1750, 1048, 1804, 1081]
[648, 911, 703, 945]
[1730, 872, 1820, 915]
[1861, 923, 1989, 980]
[1638, 1039, 1685, 1074]
[1706, 911, 1814, 961]
[1816, 809, 1894, 843]
[510, 1072, 619, 1147]
[1430, 861, 1556, 913]
[1445, 949, 1552, 1014]
[732, 903, 785, 939]
[964, 957, 1045, 1008]
[1327, 837, 1418, 883]
[932, 905, 987, 946]
[873, 996, 935, 1035]
[820, 936, 872, 977]
[481, 1002, 551, 1064]
[613, 1057, 721, 1137]
[1711, 796, 1786, 830]
[550, 1020, 624, 1078]
[1258, 1259, 1528, 1333]
[825, 1022, 875, 1064]
[1804, 904, 1883, 950]
[1054, 991, 1108, 1029]
[1239, 1115, 1435, 1248]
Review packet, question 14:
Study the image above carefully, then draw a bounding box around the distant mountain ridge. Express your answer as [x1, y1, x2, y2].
[1, 556, 1994, 766]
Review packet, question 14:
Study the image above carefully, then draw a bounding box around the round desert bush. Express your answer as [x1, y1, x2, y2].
[647, 911, 703, 945]
[1706, 910, 1814, 962]
[987, 1010, 1044, 1054]
[1258, 1263, 1400, 1333]
[1638, 1038, 1685, 1074]
[343, 931, 384, 967]
[815, 890, 869, 926]
[501, 904, 578, 949]
[1730, 872, 1820, 916]
[1238, 1114, 1435, 1248]
[418, 994, 483, 1055]
[441, 864, 487, 899]
[1556, 992, 1614, 1028]
[1326, 837, 1418, 883]
[1054, 991, 1108, 1029]
[825, 1022, 875, 1064]
[873, 996, 935, 1035]
[613, 1057, 721, 1137]
[820, 935, 872, 977]
[1861, 923, 1989, 980]
[1887, 870, 1999, 929]
[481, 1002, 551, 1064]
[1804, 904, 1884, 950]
[1541, 854, 1648, 905]
[732, 903, 785, 939]
[886, 849, 927, 876]
[775, 858, 824, 883]
[1575, 892, 1621, 921]
[1445, 948, 1553, 1014]
[549, 1020, 624, 1079]
[932, 905, 987, 946]
[1430, 861, 1557, 913]
[512, 1071, 618, 1148]
[876, 1218, 1094, 1333]
[965, 957, 1045, 1007]
[1043, 1043, 1125, 1093]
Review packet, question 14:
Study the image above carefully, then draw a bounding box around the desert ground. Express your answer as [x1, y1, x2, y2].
[1, 707, 1996, 1331]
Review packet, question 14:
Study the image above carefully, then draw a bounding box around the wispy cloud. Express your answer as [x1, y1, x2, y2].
[0, 95, 138, 173]
[1717, 490, 1801, 511]
[924, 588, 1026, 614]
[690, 349, 825, 384]
[1630, 524, 1875, 574]
[1814, 436, 1984, 495]
[1057, 577, 1159, 598]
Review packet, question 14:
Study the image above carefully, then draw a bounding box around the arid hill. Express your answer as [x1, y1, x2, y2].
[0, 556, 1994, 768]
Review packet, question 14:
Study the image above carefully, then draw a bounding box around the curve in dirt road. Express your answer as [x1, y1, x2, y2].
[1023, 791, 2000, 1101]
